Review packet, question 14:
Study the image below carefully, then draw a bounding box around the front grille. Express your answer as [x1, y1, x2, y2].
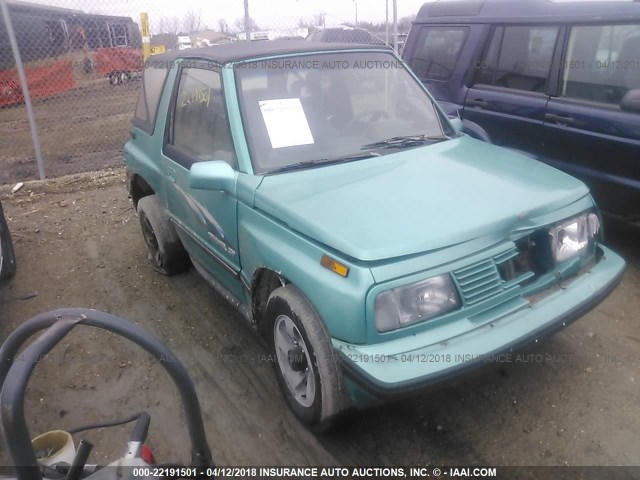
[453, 258, 504, 306]
[453, 243, 541, 306]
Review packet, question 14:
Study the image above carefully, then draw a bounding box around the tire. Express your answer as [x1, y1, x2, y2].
[265, 285, 348, 429]
[0, 202, 16, 280]
[108, 71, 121, 86]
[136, 195, 190, 276]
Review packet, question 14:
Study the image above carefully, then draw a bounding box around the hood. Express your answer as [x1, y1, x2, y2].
[254, 137, 590, 262]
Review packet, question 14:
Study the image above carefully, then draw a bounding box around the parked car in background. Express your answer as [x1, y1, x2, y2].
[125, 40, 625, 428]
[403, 0, 640, 222]
[178, 36, 193, 50]
[0, 200, 16, 280]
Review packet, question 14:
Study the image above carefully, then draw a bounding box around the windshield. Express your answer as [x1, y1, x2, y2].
[235, 52, 448, 174]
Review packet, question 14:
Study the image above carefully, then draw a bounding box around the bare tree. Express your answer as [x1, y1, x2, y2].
[217, 18, 230, 33]
[160, 16, 179, 36]
[183, 10, 202, 34]
[157, 17, 166, 34]
[233, 17, 260, 33]
[312, 13, 326, 28]
[397, 15, 416, 33]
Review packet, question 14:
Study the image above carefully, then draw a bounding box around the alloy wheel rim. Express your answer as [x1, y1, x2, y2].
[274, 314, 316, 408]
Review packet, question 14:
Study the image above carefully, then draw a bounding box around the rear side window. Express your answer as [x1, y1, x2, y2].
[561, 24, 640, 105]
[134, 64, 169, 133]
[408, 26, 469, 81]
[475, 26, 559, 93]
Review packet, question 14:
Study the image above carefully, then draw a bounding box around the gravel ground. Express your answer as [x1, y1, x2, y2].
[0, 170, 638, 470]
[0, 80, 137, 185]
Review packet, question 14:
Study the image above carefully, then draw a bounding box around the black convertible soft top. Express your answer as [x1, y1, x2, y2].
[149, 40, 390, 65]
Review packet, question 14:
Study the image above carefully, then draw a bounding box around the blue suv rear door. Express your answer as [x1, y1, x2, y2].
[462, 25, 562, 158]
[542, 23, 640, 218]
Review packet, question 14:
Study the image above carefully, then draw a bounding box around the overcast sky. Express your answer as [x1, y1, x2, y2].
[18, 0, 635, 34]
[21, 0, 433, 33]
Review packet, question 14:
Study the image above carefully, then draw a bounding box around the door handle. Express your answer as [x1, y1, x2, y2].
[167, 167, 176, 183]
[466, 98, 488, 108]
[545, 113, 575, 125]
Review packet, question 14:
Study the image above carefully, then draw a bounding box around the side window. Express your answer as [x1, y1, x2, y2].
[134, 64, 169, 133]
[169, 67, 237, 168]
[475, 27, 503, 85]
[110, 24, 129, 47]
[408, 26, 469, 81]
[562, 24, 640, 105]
[475, 25, 559, 93]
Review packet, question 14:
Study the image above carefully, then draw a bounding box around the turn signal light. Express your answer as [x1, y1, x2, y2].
[321, 255, 349, 277]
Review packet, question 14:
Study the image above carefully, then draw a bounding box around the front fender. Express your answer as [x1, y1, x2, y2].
[237, 202, 374, 344]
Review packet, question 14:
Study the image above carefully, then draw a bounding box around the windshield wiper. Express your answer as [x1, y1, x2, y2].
[268, 151, 381, 174]
[362, 134, 449, 150]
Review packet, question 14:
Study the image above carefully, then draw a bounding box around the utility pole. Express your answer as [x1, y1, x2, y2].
[385, 0, 389, 45]
[392, 0, 398, 52]
[353, 0, 358, 27]
[243, 0, 251, 41]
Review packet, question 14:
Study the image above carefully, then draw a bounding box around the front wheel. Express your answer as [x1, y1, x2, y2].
[265, 285, 348, 428]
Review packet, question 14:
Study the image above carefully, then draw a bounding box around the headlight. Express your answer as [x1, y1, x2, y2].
[550, 213, 600, 263]
[375, 275, 460, 332]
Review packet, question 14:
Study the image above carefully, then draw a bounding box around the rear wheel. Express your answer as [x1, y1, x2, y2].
[108, 71, 129, 86]
[0, 203, 16, 280]
[265, 285, 348, 428]
[136, 195, 190, 276]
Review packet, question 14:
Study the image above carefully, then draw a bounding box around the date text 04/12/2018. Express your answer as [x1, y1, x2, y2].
[132, 466, 499, 478]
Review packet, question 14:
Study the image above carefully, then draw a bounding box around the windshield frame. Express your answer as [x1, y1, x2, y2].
[232, 48, 455, 175]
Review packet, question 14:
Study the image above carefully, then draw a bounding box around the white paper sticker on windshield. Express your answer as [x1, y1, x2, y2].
[259, 98, 314, 149]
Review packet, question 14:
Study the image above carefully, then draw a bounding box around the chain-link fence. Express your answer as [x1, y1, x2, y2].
[0, 0, 416, 184]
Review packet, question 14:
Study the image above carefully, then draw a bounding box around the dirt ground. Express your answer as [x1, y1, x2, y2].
[0, 80, 137, 184]
[0, 170, 639, 469]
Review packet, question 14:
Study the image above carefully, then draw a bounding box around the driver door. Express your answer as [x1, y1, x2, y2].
[162, 63, 244, 300]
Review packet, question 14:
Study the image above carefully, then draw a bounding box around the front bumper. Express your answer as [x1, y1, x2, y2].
[335, 245, 625, 404]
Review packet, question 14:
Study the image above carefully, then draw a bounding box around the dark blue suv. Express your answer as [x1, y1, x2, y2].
[402, 0, 640, 222]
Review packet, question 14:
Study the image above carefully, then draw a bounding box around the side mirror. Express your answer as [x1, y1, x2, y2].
[189, 161, 238, 193]
[447, 117, 492, 143]
[449, 117, 464, 134]
[621, 89, 640, 113]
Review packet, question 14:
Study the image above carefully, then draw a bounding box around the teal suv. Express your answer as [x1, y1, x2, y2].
[124, 41, 625, 428]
